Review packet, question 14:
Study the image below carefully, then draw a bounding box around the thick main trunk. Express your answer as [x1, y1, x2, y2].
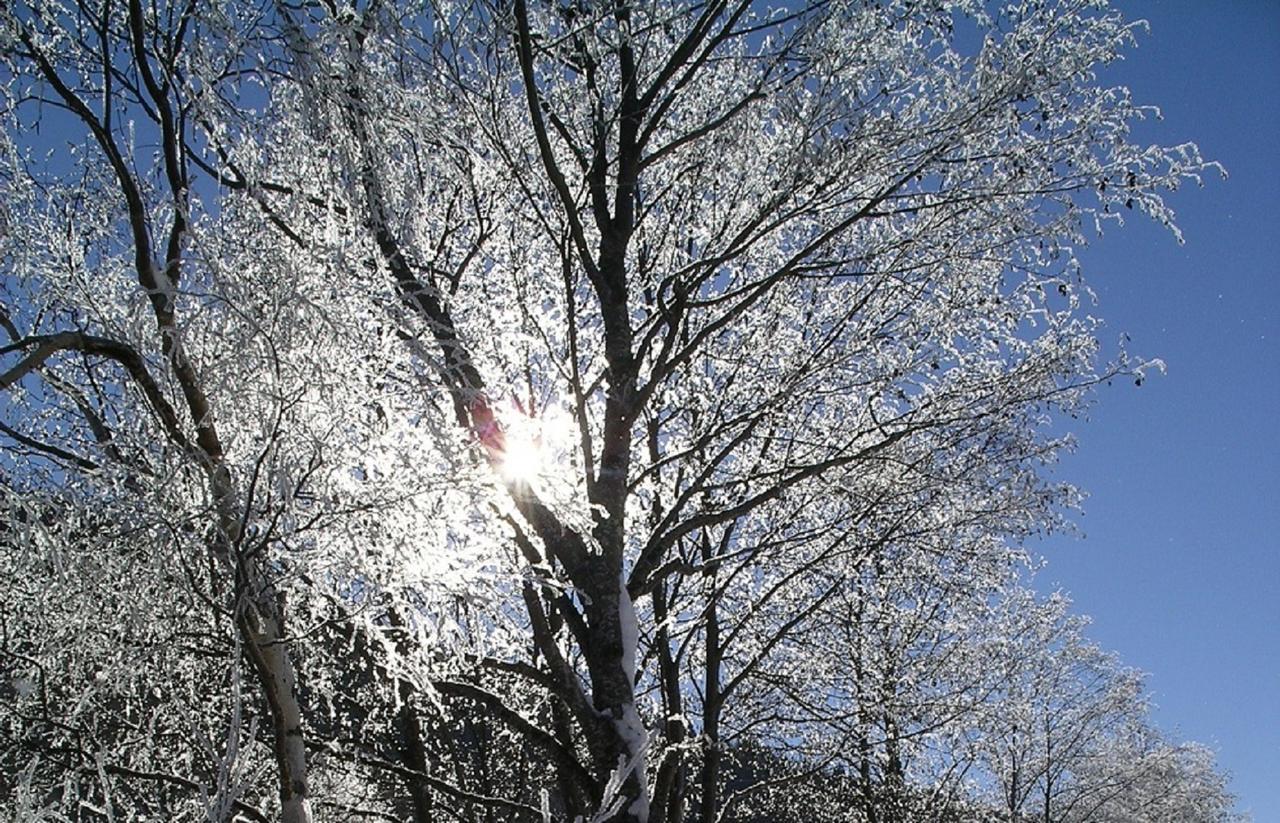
[698, 586, 722, 823]
[238, 586, 311, 823]
[580, 572, 649, 823]
[209, 458, 311, 823]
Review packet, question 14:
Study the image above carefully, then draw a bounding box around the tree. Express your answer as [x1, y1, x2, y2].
[966, 592, 1240, 823]
[0, 1, 1234, 821]
[972, 592, 1147, 822]
[1074, 735, 1239, 823]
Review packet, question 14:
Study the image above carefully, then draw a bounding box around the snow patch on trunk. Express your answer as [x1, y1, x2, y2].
[614, 579, 650, 820]
[618, 577, 640, 684]
[590, 707, 651, 823]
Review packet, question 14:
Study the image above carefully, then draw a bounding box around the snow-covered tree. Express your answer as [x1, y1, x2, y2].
[0, 1, 1236, 821]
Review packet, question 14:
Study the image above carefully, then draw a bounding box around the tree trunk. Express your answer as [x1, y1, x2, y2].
[698, 565, 722, 823]
[697, 696, 721, 823]
[579, 573, 649, 822]
[650, 580, 688, 823]
[397, 702, 434, 822]
[238, 586, 311, 823]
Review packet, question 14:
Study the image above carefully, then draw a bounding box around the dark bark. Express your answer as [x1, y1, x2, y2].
[698, 531, 723, 823]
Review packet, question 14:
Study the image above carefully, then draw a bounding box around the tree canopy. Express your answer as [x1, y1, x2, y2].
[0, 1, 1235, 821]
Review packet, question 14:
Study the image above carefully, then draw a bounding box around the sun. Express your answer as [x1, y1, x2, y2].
[500, 431, 546, 483]
[497, 403, 574, 485]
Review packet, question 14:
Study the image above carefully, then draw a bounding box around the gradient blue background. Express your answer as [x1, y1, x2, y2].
[1036, 1, 1279, 818]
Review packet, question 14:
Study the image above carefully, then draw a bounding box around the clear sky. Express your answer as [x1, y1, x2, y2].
[1034, 1, 1279, 819]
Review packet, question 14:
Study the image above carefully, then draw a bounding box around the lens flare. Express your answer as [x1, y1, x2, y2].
[500, 431, 545, 483]
[498, 402, 575, 484]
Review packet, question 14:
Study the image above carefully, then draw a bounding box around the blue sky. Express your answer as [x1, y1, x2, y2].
[1035, 1, 1279, 818]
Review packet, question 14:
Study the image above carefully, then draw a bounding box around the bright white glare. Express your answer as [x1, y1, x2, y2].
[499, 404, 575, 484]
[500, 433, 545, 483]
